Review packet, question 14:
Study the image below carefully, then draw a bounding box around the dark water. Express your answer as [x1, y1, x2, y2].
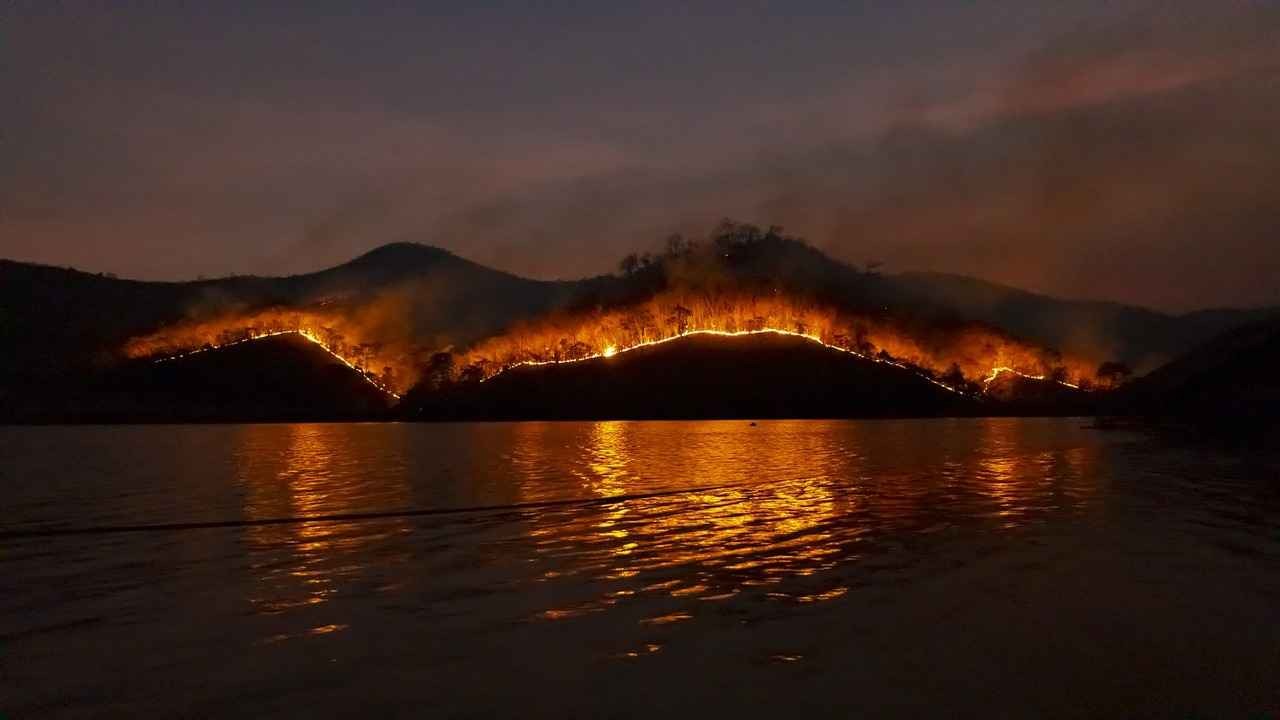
[3, 419, 1278, 717]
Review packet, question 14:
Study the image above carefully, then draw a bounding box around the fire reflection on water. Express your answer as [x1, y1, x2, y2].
[513, 419, 1100, 620]
[978, 420, 1092, 527]
[518, 422, 852, 617]
[225, 419, 1101, 632]
[235, 424, 410, 617]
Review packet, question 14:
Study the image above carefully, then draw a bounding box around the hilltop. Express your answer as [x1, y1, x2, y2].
[2, 333, 394, 424]
[0, 244, 570, 391]
[406, 332, 979, 421]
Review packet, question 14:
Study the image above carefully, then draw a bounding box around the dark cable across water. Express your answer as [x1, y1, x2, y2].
[0, 481, 758, 540]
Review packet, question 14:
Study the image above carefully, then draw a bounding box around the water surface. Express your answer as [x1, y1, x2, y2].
[3, 419, 1278, 717]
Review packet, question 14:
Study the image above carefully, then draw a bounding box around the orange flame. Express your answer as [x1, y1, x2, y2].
[123, 290, 1101, 400]
[123, 308, 411, 397]
[458, 291, 1096, 393]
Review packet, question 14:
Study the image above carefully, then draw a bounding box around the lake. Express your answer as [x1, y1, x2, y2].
[3, 419, 1278, 717]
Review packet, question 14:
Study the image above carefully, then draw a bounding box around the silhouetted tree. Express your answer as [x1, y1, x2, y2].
[942, 363, 965, 388]
[459, 361, 488, 384]
[1096, 361, 1132, 388]
[354, 343, 375, 370]
[619, 253, 640, 276]
[664, 234, 689, 258]
[424, 352, 455, 389]
[854, 326, 875, 356]
[667, 305, 692, 334]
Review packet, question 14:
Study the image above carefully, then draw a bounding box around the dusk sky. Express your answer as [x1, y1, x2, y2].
[3, 1, 1278, 311]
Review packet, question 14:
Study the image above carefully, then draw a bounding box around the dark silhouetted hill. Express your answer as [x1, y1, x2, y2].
[1, 334, 394, 423]
[981, 372, 1093, 415]
[406, 333, 980, 421]
[0, 244, 569, 391]
[1118, 315, 1280, 423]
[881, 272, 1274, 374]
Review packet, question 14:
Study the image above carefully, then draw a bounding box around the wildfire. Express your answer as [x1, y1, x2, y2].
[142, 326, 402, 399]
[484, 327, 978, 395]
[123, 288, 1105, 402]
[982, 366, 1082, 390]
[457, 290, 1097, 395]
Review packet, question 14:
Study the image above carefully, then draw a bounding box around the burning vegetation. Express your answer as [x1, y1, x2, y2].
[447, 290, 1095, 395]
[434, 223, 1120, 396]
[122, 307, 415, 397]
[122, 222, 1133, 403]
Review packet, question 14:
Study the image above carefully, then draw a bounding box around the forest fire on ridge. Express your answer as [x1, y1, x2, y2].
[452, 290, 1101, 394]
[123, 289, 1109, 402]
[124, 310, 409, 398]
[481, 327, 970, 394]
[156, 329, 403, 399]
[122, 220, 1128, 403]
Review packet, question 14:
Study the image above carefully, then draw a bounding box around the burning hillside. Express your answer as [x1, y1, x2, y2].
[412, 330, 980, 420]
[451, 289, 1096, 394]
[122, 307, 418, 397]
[119, 223, 1129, 406]
[123, 289, 1097, 404]
[438, 223, 1121, 394]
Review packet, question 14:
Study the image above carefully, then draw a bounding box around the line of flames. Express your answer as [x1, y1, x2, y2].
[981, 365, 1082, 390]
[147, 326, 1080, 403]
[153, 329, 402, 399]
[483, 328, 1084, 397]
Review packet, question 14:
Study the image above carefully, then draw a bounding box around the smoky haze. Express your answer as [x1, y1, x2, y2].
[2, 1, 1278, 312]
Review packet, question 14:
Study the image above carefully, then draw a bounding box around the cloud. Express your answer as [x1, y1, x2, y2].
[2, 2, 1278, 311]
[415, 3, 1280, 310]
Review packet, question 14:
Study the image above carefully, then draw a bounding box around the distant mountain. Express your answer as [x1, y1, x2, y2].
[1119, 315, 1280, 422]
[879, 272, 1274, 374]
[406, 332, 979, 421]
[0, 243, 569, 390]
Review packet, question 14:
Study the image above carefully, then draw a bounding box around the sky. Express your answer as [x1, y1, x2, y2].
[3, 1, 1278, 312]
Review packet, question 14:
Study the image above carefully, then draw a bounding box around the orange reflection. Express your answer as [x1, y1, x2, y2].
[977, 418, 1101, 528]
[514, 419, 1102, 621]
[580, 420, 633, 498]
[236, 424, 410, 616]
[522, 421, 853, 617]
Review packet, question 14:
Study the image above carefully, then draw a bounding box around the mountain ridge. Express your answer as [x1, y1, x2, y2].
[2, 238, 1273, 399]
[408, 332, 983, 421]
